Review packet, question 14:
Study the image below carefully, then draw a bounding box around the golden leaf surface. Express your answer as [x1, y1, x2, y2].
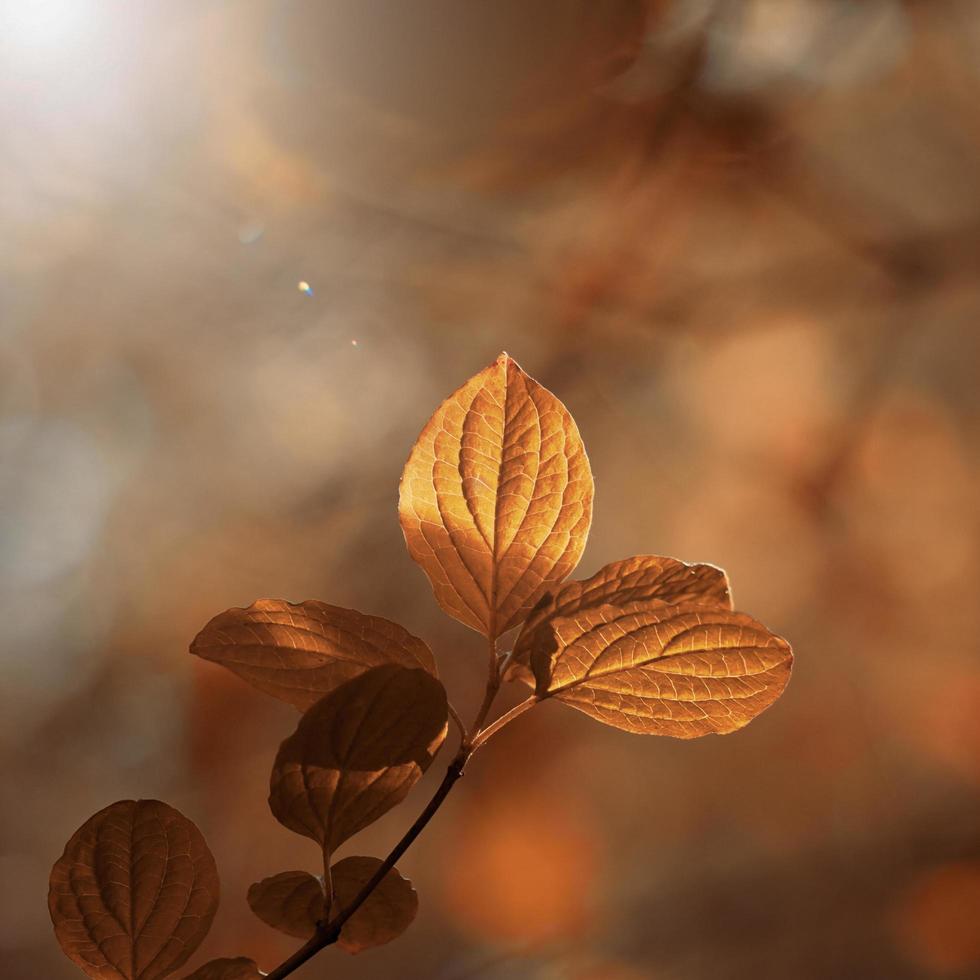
[48, 800, 220, 980]
[332, 856, 418, 955]
[532, 602, 792, 737]
[508, 555, 732, 679]
[247, 871, 324, 940]
[398, 352, 593, 637]
[183, 958, 263, 980]
[190, 598, 437, 710]
[269, 666, 448, 851]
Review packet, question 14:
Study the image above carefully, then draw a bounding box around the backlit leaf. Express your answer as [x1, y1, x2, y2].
[184, 958, 263, 980]
[190, 598, 437, 710]
[508, 555, 732, 681]
[398, 352, 593, 637]
[332, 856, 418, 954]
[269, 666, 448, 852]
[48, 799, 220, 980]
[247, 871, 324, 939]
[532, 602, 792, 737]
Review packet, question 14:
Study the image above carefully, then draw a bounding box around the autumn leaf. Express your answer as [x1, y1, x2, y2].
[530, 601, 792, 737]
[398, 352, 593, 638]
[183, 958, 263, 980]
[507, 555, 733, 681]
[190, 598, 437, 710]
[245, 858, 417, 952]
[247, 871, 324, 939]
[48, 799, 220, 980]
[269, 665, 448, 852]
[332, 856, 418, 954]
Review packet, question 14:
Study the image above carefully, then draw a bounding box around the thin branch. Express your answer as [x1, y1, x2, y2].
[264, 748, 468, 980]
[467, 632, 501, 740]
[496, 648, 515, 677]
[321, 845, 333, 920]
[447, 700, 467, 740]
[262, 633, 524, 978]
[470, 696, 538, 752]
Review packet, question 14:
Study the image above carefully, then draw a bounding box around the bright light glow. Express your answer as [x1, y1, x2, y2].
[0, 0, 104, 65]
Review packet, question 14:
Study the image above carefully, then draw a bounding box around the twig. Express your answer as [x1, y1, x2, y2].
[470, 696, 538, 752]
[263, 630, 527, 978]
[264, 749, 469, 980]
[447, 700, 467, 740]
[467, 633, 502, 740]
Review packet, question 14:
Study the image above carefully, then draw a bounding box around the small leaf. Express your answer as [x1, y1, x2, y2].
[184, 958, 263, 980]
[398, 352, 594, 638]
[508, 555, 733, 681]
[269, 666, 448, 852]
[533, 602, 792, 737]
[190, 598, 437, 710]
[247, 871, 324, 939]
[332, 856, 418, 954]
[48, 800, 220, 980]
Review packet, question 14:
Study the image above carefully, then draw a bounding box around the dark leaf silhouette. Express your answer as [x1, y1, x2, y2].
[399, 352, 593, 638]
[269, 666, 448, 852]
[332, 856, 418, 954]
[531, 602, 793, 737]
[49, 800, 220, 980]
[247, 871, 324, 940]
[190, 598, 437, 710]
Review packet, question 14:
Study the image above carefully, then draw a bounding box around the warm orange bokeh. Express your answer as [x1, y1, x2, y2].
[442, 782, 601, 946]
[6, 1, 980, 978]
[892, 862, 980, 975]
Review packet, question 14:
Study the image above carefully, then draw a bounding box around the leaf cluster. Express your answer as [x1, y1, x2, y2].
[49, 353, 792, 978]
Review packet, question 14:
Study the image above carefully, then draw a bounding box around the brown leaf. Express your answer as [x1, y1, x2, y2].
[332, 856, 418, 955]
[190, 598, 437, 710]
[398, 352, 593, 638]
[508, 555, 733, 681]
[269, 666, 448, 852]
[532, 602, 792, 737]
[247, 871, 324, 939]
[183, 958, 263, 980]
[48, 799, 220, 980]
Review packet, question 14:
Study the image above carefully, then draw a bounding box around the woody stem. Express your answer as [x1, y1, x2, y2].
[264, 632, 510, 980]
[264, 748, 468, 980]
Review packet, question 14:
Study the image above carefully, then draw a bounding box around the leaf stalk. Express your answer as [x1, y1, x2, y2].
[262, 634, 536, 979]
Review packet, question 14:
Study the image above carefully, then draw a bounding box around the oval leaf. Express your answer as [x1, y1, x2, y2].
[247, 871, 324, 939]
[49, 799, 220, 980]
[269, 666, 448, 852]
[184, 959, 263, 980]
[533, 602, 792, 737]
[332, 856, 418, 955]
[190, 599, 437, 710]
[508, 555, 733, 681]
[398, 352, 594, 638]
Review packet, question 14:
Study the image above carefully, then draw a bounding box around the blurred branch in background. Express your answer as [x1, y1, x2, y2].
[2, 1, 979, 978]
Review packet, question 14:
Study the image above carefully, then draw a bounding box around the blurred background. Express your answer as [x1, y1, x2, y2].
[2, 1, 979, 977]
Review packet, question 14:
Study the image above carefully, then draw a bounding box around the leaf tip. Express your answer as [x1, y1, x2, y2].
[494, 349, 522, 374]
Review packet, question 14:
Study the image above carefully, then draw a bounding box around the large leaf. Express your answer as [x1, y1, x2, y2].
[247, 871, 324, 939]
[49, 800, 220, 980]
[332, 856, 418, 955]
[190, 599, 437, 710]
[398, 352, 593, 638]
[269, 666, 448, 852]
[508, 555, 733, 679]
[532, 602, 792, 737]
[184, 959, 263, 980]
